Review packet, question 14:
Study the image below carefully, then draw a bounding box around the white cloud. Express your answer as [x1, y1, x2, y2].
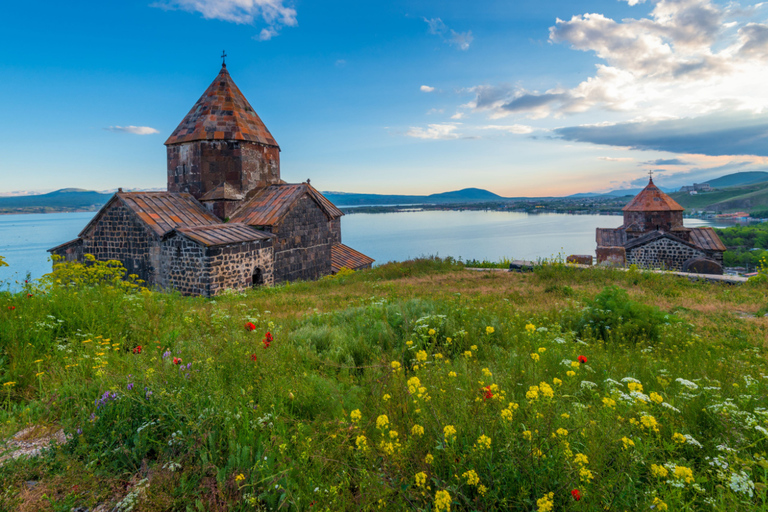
[105, 126, 159, 135]
[598, 156, 634, 161]
[154, 0, 297, 40]
[420, 85, 435, 92]
[405, 123, 461, 140]
[426, 108, 444, 115]
[423, 17, 473, 50]
[467, 0, 768, 120]
[450, 112, 465, 120]
[479, 124, 535, 134]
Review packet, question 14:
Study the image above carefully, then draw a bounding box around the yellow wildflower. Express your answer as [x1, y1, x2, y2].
[478, 485, 487, 496]
[475, 434, 492, 450]
[406, 340, 413, 346]
[525, 323, 536, 333]
[652, 497, 668, 511]
[443, 425, 457, 442]
[462, 469, 480, 486]
[522, 430, 532, 441]
[621, 437, 635, 450]
[463, 351, 472, 359]
[538, 347, 546, 353]
[650, 464, 668, 478]
[35, 372, 45, 378]
[424, 453, 434, 464]
[470, 345, 478, 351]
[574, 453, 589, 466]
[553, 378, 562, 387]
[389, 430, 399, 440]
[391, 361, 401, 372]
[561, 413, 570, 419]
[640, 415, 660, 433]
[382, 394, 391, 402]
[539, 382, 554, 399]
[411, 424, 425, 437]
[3, 382, 16, 387]
[530, 353, 540, 362]
[407, 376, 422, 394]
[579, 467, 594, 482]
[350, 409, 362, 422]
[672, 433, 686, 444]
[566, 370, 576, 377]
[486, 326, 495, 334]
[434, 490, 452, 512]
[536, 492, 554, 512]
[571, 361, 580, 368]
[673, 465, 694, 484]
[627, 382, 643, 393]
[556, 428, 568, 437]
[416, 350, 428, 362]
[376, 415, 389, 430]
[482, 367, 493, 377]
[235, 473, 245, 482]
[448, 371, 457, 377]
[602, 397, 616, 409]
[650, 392, 663, 404]
[33, 359, 43, 364]
[446, 337, 452, 344]
[428, 329, 436, 336]
[415, 471, 428, 488]
[501, 409, 514, 421]
[526, 386, 539, 400]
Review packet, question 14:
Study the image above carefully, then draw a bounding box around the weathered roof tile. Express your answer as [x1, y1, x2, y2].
[331, 243, 375, 272]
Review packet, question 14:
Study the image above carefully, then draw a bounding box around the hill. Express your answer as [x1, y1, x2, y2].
[0, 188, 111, 213]
[1, 259, 767, 510]
[670, 180, 768, 212]
[323, 187, 507, 206]
[704, 171, 768, 188]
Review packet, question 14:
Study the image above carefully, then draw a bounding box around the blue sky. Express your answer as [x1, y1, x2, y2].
[1, 0, 767, 197]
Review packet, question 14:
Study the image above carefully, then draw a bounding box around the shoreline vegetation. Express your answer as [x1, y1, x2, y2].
[0, 256, 768, 510]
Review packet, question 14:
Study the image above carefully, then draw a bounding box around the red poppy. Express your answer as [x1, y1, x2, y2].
[173, 357, 182, 365]
[250, 353, 258, 362]
[133, 345, 142, 354]
[245, 322, 256, 331]
[482, 385, 493, 400]
[578, 355, 588, 364]
[571, 489, 581, 501]
[26, 294, 32, 298]
[7, 306, 15, 310]
[263, 339, 271, 349]
[265, 332, 273, 342]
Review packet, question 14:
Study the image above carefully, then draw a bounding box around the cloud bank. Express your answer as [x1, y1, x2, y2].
[154, 0, 297, 40]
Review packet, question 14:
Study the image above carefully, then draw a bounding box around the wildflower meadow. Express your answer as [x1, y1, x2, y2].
[0, 256, 767, 511]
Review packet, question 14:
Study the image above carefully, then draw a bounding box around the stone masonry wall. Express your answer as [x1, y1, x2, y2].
[624, 210, 683, 233]
[627, 237, 707, 271]
[160, 235, 273, 296]
[329, 218, 341, 244]
[272, 195, 333, 283]
[81, 202, 158, 285]
[167, 141, 280, 200]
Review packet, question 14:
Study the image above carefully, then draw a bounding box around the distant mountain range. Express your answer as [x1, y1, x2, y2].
[3, 171, 768, 214]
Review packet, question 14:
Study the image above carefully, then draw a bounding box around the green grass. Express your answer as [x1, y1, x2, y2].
[0, 258, 768, 511]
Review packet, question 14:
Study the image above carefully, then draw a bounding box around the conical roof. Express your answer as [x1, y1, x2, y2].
[622, 178, 683, 212]
[165, 65, 279, 148]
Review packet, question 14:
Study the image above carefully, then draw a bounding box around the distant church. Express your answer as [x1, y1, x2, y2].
[596, 176, 725, 274]
[50, 62, 373, 296]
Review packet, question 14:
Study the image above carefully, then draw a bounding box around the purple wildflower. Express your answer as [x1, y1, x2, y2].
[76, 428, 82, 435]
[162, 350, 171, 359]
[127, 383, 134, 391]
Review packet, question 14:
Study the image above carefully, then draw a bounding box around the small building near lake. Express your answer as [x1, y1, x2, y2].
[49, 62, 373, 296]
[596, 177, 726, 274]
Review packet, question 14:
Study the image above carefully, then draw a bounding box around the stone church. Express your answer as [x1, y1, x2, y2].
[596, 177, 725, 274]
[50, 63, 373, 296]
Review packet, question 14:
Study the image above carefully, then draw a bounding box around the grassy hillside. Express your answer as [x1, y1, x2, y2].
[705, 172, 768, 188]
[670, 180, 768, 212]
[1, 258, 768, 511]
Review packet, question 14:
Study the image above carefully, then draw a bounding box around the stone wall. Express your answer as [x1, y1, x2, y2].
[50, 239, 84, 262]
[272, 195, 333, 283]
[624, 210, 683, 233]
[329, 218, 341, 244]
[627, 237, 708, 271]
[160, 234, 274, 296]
[167, 140, 280, 200]
[81, 202, 159, 284]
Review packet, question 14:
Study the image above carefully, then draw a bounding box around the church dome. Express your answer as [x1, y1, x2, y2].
[622, 178, 684, 212]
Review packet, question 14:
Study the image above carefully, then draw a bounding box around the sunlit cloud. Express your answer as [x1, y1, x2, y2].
[423, 17, 473, 50]
[105, 126, 159, 135]
[405, 123, 461, 140]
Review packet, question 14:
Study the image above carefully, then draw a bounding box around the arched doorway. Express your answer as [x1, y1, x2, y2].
[252, 267, 264, 287]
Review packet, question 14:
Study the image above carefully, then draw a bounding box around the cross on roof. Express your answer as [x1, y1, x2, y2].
[221, 50, 227, 66]
[648, 169, 654, 180]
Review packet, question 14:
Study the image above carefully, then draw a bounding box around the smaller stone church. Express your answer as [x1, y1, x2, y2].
[50, 62, 373, 296]
[596, 177, 726, 274]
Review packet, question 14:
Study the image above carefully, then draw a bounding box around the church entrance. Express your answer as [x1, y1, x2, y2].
[252, 267, 264, 287]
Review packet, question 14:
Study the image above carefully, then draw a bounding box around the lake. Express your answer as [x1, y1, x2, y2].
[0, 210, 724, 288]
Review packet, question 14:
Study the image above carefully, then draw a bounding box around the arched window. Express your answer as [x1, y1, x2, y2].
[252, 267, 264, 287]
